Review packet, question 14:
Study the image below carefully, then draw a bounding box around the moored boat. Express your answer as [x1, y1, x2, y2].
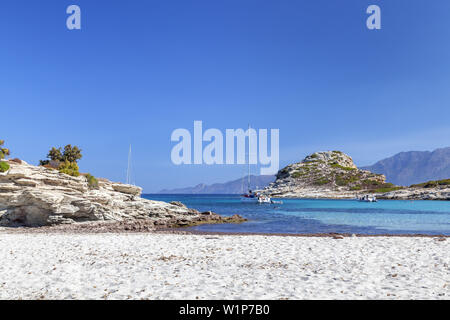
[358, 195, 377, 202]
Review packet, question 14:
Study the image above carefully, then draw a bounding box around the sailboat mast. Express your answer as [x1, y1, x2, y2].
[247, 124, 251, 192]
[126, 144, 132, 185]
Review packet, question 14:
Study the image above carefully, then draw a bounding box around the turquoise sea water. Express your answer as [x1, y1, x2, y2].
[143, 195, 450, 235]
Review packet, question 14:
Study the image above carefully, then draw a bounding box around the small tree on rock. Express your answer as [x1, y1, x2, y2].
[47, 147, 63, 162]
[39, 144, 83, 177]
[40, 145, 83, 166]
[62, 145, 82, 163]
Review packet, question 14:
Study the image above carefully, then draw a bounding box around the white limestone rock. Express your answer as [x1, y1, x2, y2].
[0, 160, 203, 227]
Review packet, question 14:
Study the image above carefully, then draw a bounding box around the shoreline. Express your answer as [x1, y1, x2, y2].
[156, 228, 450, 238]
[148, 194, 450, 201]
[1, 222, 449, 238]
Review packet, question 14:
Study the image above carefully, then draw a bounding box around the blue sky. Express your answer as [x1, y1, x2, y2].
[1, 0, 450, 192]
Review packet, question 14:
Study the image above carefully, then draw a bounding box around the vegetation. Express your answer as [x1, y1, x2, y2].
[0, 140, 10, 160]
[39, 145, 83, 177]
[361, 179, 383, 187]
[0, 141, 99, 186]
[367, 182, 403, 193]
[39, 160, 50, 166]
[292, 171, 307, 179]
[335, 174, 359, 186]
[42, 145, 82, 164]
[0, 161, 10, 173]
[85, 174, 99, 189]
[330, 162, 356, 171]
[0, 140, 11, 172]
[62, 145, 82, 163]
[410, 179, 450, 188]
[58, 160, 80, 177]
[47, 147, 63, 162]
[372, 186, 404, 193]
[314, 177, 330, 185]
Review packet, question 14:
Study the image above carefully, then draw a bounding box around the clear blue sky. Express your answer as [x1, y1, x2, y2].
[1, 1, 450, 192]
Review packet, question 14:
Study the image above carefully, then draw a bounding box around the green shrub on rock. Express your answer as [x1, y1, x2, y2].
[410, 179, 450, 188]
[330, 162, 356, 171]
[372, 186, 403, 193]
[0, 161, 10, 173]
[292, 171, 307, 178]
[85, 174, 99, 189]
[314, 177, 330, 185]
[58, 160, 80, 177]
[39, 160, 50, 166]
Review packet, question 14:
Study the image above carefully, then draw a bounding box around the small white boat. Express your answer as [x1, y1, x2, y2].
[257, 195, 271, 204]
[358, 195, 377, 202]
[241, 190, 272, 204]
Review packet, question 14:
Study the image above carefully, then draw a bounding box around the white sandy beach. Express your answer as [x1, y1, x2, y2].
[0, 232, 448, 300]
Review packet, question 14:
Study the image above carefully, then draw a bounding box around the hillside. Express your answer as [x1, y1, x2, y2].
[159, 175, 276, 194]
[361, 147, 450, 186]
[262, 151, 400, 198]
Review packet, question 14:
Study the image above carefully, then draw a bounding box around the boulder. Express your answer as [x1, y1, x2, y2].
[111, 183, 142, 196]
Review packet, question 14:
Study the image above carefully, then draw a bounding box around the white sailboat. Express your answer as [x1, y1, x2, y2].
[126, 144, 134, 185]
[240, 125, 271, 204]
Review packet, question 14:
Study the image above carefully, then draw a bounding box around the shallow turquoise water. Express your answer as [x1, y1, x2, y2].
[144, 194, 450, 235]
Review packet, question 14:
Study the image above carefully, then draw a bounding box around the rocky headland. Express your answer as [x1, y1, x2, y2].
[261, 151, 450, 200]
[0, 159, 246, 228]
[380, 183, 450, 200]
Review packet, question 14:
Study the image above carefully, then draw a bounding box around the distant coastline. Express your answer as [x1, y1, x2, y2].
[158, 148, 450, 200]
[158, 175, 275, 194]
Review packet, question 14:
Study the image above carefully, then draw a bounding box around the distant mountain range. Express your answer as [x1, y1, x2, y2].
[361, 147, 450, 186]
[159, 175, 276, 194]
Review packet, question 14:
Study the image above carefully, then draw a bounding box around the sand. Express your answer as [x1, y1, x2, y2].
[0, 232, 448, 300]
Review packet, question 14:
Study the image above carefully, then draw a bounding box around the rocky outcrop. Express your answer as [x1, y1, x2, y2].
[262, 151, 391, 198]
[261, 151, 450, 200]
[0, 160, 246, 227]
[379, 186, 450, 200]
